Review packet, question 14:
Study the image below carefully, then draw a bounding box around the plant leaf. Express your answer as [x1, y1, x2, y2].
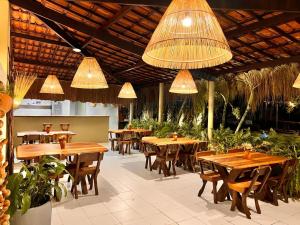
[21, 193, 31, 214]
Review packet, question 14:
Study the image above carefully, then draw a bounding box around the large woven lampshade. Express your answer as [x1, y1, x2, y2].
[169, 70, 198, 94]
[40, 75, 64, 94]
[71, 57, 108, 89]
[142, 0, 232, 69]
[293, 73, 300, 88]
[14, 71, 37, 108]
[118, 82, 137, 99]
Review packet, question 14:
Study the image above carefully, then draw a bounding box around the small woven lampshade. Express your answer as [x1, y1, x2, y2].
[118, 82, 137, 99]
[169, 70, 198, 94]
[142, 0, 232, 69]
[40, 75, 64, 94]
[293, 73, 300, 88]
[71, 57, 108, 89]
[14, 71, 37, 108]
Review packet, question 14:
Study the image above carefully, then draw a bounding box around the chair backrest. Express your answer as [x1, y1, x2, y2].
[43, 123, 52, 131]
[60, 123, 70, 131]
[121, 130, 134, 140]
[247, 166, 271, 194]
[278, 158, 298, 187]
[196, 150, 216, 173]
[23, 134, 41, 144]
[199, 141, 208, 151]
[164, 144, 179, 161]
[228, 148, 244, 153]
[74, 152, 103, 178]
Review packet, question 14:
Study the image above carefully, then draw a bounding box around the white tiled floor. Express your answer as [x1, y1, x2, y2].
[52, 145, 300, 225]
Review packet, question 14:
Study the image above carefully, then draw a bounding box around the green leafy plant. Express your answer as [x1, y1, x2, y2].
[7, 156, 68, 216]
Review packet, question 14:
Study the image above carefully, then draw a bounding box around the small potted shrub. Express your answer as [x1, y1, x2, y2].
[7, 156, 68, 225]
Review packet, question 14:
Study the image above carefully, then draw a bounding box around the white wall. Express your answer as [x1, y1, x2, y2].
[14, 99, 118, 130]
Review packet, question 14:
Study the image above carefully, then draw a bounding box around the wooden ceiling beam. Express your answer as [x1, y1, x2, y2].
[10, 0, 143, 56]
[219, 55, 300, 74]
[72, 0, 300, 12]
[14, 58, 75, 70]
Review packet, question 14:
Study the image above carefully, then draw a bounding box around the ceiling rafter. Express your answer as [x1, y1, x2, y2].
[10, 0, 144, 56]
[68, 0, 300, 12]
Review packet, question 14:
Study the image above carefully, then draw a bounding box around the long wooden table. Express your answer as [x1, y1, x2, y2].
[109, 128, 151, 134]
[17, 130, 76, 143]
[17, 142, 108, 195]
[198, 152, 287, 214]
[16, 142, 107, 160]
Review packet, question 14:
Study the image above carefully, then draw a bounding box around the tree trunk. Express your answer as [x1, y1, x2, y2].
[235, 90, 254, 133]
[177, 97, 187, 122]
[220, 94, 228, 128]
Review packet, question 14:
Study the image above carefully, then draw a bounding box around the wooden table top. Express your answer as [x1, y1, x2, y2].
[16, 142, 108, 160]
[198, 152, 287, 169]
[17, 130, 76, 137]
[109, 128, 150, 134]
[142, 137, 200, 146]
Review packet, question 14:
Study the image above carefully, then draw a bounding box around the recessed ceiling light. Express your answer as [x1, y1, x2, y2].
[73, 48, 81, 53]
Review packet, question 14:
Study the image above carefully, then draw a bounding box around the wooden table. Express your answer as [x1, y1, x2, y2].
[198, 152, 287, 214]
[17, 142, 108, 195]
[16, 142, 107, 160]
[142, 137, 200, 175]
[109, 128, 151, 134]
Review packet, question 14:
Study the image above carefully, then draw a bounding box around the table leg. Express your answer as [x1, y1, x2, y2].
[81, 175, 88, 195]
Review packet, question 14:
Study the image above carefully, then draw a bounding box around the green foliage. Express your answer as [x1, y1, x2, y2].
[154, 121, 179, 138]
[130, 118, 159, 130]
[7, 156, 69, 216]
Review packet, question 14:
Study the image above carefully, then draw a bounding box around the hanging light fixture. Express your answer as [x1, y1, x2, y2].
[293, 73, 300, 88]
[14, 71, 37, 108]
[118, 82, 137, 99]
[142, 0, 232, 69]
[71, 57, 108, 89]
[40, 75, 64, 94]
[169, 70, 198, 94]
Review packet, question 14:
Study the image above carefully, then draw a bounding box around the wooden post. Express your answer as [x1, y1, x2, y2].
[129, 102, 134, 124]
[0, 0, 10, 163]
[207, 81, 215, 141]
[158, 83, 164, 123]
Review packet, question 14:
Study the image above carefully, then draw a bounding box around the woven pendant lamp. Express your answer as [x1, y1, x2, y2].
[293, 73, 300, 88]
[118, 82, 137, 99]
[169, 70, 198, 94]
[142, 0, 232, 69]
[71, 57, 108, 89]
[14, 71, 37, 108]
[40, 75, 64, 94]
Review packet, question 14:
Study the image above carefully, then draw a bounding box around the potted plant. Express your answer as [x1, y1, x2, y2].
[7, 156, 69, 225]
[0, 81, 13, 115]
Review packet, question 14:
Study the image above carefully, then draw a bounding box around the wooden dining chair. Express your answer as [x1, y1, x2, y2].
[156, 144, 179, 176]
[197, 150, 221, 204]
[228, 166, 272, 219]
[268, 158, 298, 205]
[184, 142, 208, 172]
[142, 142, 157, 171]
[118, 130, 134, 155]
[23, 134, 41, 144]
[67, 152, 103, 199]
[108, 131, 118, 151]
[60, 123, 70, 131]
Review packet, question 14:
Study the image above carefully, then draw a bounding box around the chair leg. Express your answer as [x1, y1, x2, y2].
[283, 185, 289, 203]
[172, 161, 176, 176]
[231, 191, 237, 211]
[94, 174, 99, 196]
[272, 187, 279, 206]
[198, 180, 207, 197]
[254, 194, 261, 214]
[242, 194, 251, 219]
[149, 156, 152, 171]
[168, 161, 171, 170]
[159, 164, 162, 174]
[89, 175, 93, 190]
[145, 157, 149, 169]
[212, 181, 218, 204]
[112, 141, 115, 151]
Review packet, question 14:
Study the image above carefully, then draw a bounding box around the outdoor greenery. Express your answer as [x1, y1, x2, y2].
[7, 156, 68, 216]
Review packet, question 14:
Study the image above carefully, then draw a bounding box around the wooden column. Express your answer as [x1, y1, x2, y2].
[129, 102, 134, 124]
[0, 0, 10, 162]
[158, 83, 164, 123]
[207, 81, 215, 141]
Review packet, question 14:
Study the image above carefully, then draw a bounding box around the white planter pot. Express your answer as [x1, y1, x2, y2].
[10, 201, 52, 225]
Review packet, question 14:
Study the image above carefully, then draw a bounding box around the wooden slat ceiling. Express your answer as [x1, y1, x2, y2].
[10, 0, 300, 86]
